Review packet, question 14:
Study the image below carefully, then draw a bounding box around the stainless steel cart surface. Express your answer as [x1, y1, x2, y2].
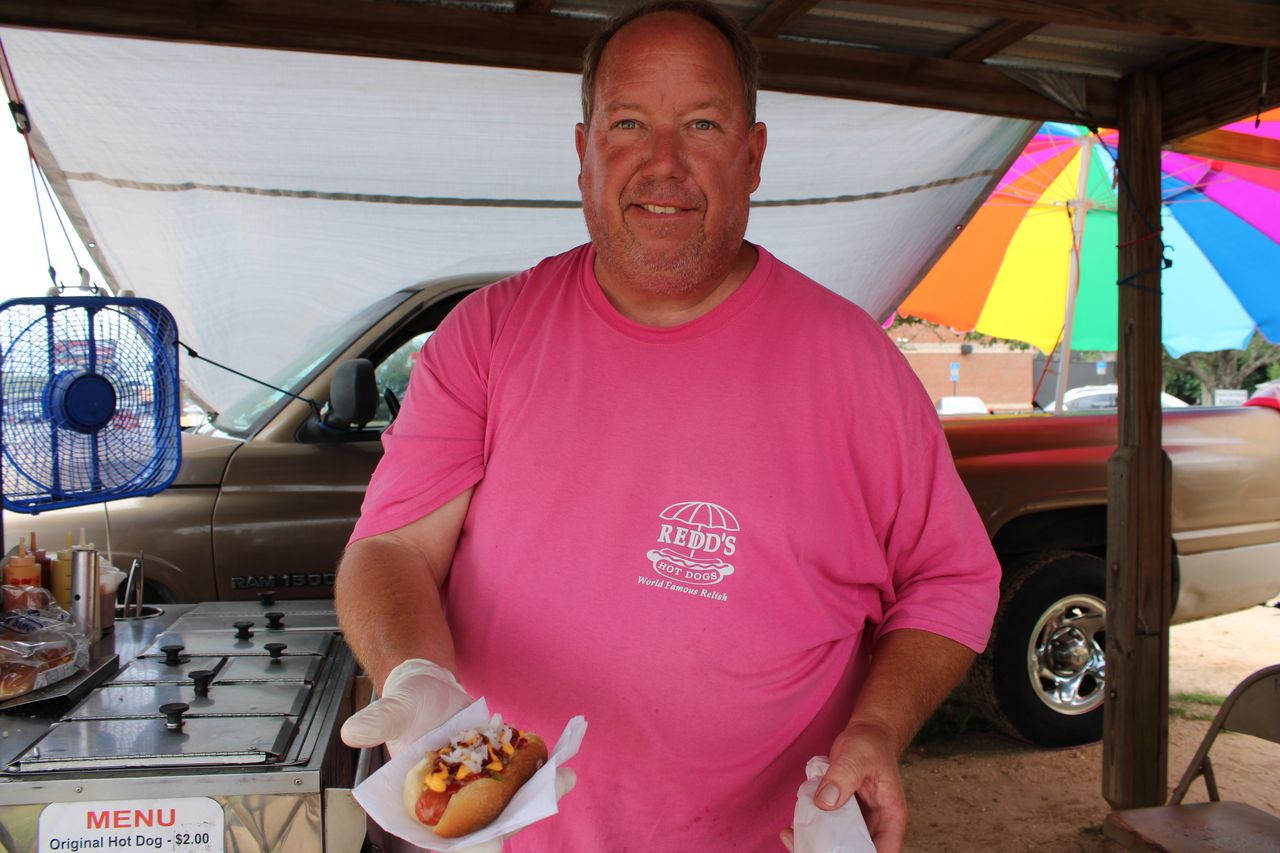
[0, 598, 364, 853]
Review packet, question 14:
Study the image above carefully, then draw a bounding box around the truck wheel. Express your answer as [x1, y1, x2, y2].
[979, 550, 1107, 747]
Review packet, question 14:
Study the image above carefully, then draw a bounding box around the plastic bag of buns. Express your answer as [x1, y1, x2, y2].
[0, 603, 88, 701]
[3, 583, 58, 614]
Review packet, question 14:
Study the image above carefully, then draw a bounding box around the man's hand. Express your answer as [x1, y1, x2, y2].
[816, 720, 907, 852]
[779, 722, 905, 853]
[341, 658, 474, 757]
[782, 630, 977, 852]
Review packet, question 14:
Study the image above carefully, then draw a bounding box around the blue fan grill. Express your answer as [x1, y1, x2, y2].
[0, 296, 182, 513]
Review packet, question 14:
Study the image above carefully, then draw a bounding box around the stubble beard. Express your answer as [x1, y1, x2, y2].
[584, 200, 749, 298]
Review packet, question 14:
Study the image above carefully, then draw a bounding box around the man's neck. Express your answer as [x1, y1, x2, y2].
[593, 243, 758, 328]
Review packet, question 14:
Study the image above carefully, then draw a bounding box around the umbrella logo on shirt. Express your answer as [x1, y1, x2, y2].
[645, 500, 738, 586]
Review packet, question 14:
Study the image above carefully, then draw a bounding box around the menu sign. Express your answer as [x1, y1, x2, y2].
[38, 797, 224, 852]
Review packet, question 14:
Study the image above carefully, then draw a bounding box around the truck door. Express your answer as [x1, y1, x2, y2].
[210, 290, 471, 600]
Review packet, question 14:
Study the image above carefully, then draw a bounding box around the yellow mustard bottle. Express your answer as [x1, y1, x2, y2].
[51, 531, 75, 610]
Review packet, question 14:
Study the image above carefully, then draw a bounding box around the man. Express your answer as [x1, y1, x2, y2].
[337, 2, 999, 851]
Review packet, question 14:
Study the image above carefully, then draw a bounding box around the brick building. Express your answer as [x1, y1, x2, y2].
[888, 321, 1037, 413]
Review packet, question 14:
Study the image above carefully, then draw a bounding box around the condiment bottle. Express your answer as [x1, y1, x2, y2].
[51, 531, 75, 610]
[30, 531, 52, 590]
[3, 538, 43, 612]
[3, 538, 41, 588]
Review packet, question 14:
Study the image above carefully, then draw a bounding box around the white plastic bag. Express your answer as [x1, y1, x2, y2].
[792, 756, 876, 853]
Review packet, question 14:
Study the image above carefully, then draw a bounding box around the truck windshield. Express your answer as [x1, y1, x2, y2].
[211, 290, 414, 436]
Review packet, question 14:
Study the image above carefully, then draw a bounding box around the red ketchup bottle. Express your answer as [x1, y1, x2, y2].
[3, 538, 42, 611]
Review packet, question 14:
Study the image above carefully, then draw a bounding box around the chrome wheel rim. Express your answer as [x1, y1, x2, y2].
[1027, 594, 1106, 716]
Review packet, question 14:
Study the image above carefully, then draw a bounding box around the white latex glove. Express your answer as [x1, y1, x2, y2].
[342, 659, 474, 758]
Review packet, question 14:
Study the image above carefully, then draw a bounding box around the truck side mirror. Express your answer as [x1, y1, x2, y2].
[327, 359, 378, 428]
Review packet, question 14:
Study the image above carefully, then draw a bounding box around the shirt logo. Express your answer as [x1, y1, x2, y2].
[641, 500, 738, 602]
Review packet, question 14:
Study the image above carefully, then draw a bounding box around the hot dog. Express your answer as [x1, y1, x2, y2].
[403, 715, 547, 838]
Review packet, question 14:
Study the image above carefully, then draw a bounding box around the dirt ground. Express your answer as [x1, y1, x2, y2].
[900, 603, 1280, 852]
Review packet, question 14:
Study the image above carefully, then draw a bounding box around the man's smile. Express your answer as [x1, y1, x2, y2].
[629, 199, 699, 218]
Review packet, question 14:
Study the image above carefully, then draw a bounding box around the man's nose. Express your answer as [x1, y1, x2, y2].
[642, 126, 687, 178]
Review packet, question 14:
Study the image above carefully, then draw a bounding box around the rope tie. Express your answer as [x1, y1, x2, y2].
[177, 340, 324, 419]
[1116, 229, 1163, 250]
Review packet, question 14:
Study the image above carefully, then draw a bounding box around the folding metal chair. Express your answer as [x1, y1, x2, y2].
[1104, 664, 1280, 852]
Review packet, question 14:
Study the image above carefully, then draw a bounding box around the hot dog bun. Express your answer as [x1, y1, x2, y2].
[403, 718, 547, 838]
[0, 661, 38, 700]
[403, 754, 435, 819]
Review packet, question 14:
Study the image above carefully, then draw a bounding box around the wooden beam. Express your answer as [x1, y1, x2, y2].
[1103, 69, 1172, 812]
[1148, 41, 1219, 75]
[0, 0, 599, 75]
[1162, 46, 1280, 142]
[513, 0, 556, 16]
[0, 0, 1118, 124]
[1168, 129, 1280, 170]
[874, 0, 1280, 48]
[947, 19, 1044, 62]
[748, 0, 818, 38]
[758, 37, 1116, 124]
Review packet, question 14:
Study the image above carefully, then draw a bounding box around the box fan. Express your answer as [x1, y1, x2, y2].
[0, 297, 181, 528]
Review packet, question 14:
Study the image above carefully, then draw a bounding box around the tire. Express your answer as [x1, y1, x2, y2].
[974, 550, 1107, 747]
[141, 578, 177, 605]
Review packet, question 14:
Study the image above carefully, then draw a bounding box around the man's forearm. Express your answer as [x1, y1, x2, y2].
[336, 487, 472, 691]
[335, 536, 457, 691]
[847, 628, 976, 753]
[806, 628, 977, 852]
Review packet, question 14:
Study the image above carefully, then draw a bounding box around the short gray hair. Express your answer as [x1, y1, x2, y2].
[580, 0, 760, 127]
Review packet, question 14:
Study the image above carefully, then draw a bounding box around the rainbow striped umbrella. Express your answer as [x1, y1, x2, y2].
[899, 113, 1280, 360]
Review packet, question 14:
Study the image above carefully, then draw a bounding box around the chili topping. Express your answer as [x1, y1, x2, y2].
[421, 715, 531, 794]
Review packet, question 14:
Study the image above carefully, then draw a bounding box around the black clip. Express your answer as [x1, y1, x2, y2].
[8, 101, 29, 135]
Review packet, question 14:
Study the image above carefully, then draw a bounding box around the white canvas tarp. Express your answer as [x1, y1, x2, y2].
[0, 28, 1031, 413]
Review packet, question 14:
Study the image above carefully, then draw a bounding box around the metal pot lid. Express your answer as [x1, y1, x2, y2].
[170, 612, 339, 632]
[64, 682, 310, 720]
[11, 714, 296, 772]
[140, 629, 333, 658]
[110, 656, 226, 684]
[183, 599, 335, 616]
[214, 655, 321, 684]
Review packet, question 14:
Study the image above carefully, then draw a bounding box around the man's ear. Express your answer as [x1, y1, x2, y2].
[747, 122, 767, 193]
[575, 123, 588, 167]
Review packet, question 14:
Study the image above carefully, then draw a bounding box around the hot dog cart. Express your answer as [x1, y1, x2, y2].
[0, 597, 369, 853]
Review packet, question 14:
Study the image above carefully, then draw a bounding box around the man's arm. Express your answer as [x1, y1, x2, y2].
[335, 487, 473, 691]
[816, 629, 976, 853]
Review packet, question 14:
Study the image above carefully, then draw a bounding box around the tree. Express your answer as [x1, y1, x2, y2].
[1163, 333, 1280, 403]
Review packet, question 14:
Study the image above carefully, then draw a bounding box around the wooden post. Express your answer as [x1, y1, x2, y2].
[1103, 70, 1173, 809]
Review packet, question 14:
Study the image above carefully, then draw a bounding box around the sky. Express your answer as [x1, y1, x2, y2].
[0, 119, 106, 304]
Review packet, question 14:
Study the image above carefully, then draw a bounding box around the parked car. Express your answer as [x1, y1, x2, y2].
[937, 395, 991, 415]
[1057, 383, 1189, 412]
[1244, 379, 1280, 410]
[8, 274, 1280, 749]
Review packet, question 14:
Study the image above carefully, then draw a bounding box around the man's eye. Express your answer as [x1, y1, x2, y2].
[613, 119, 639, 130]
[692, 119, 717, 131]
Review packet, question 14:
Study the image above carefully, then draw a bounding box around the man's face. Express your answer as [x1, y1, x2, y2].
[576, 13, 766, 297]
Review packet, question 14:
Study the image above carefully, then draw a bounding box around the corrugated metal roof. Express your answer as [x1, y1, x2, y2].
[0, 1, 1274, 140]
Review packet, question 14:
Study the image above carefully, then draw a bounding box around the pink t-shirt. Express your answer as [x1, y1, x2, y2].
[351, 244, 999, 852]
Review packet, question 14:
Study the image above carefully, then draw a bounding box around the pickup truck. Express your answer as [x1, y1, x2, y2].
[10, 274, 1280, 748]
